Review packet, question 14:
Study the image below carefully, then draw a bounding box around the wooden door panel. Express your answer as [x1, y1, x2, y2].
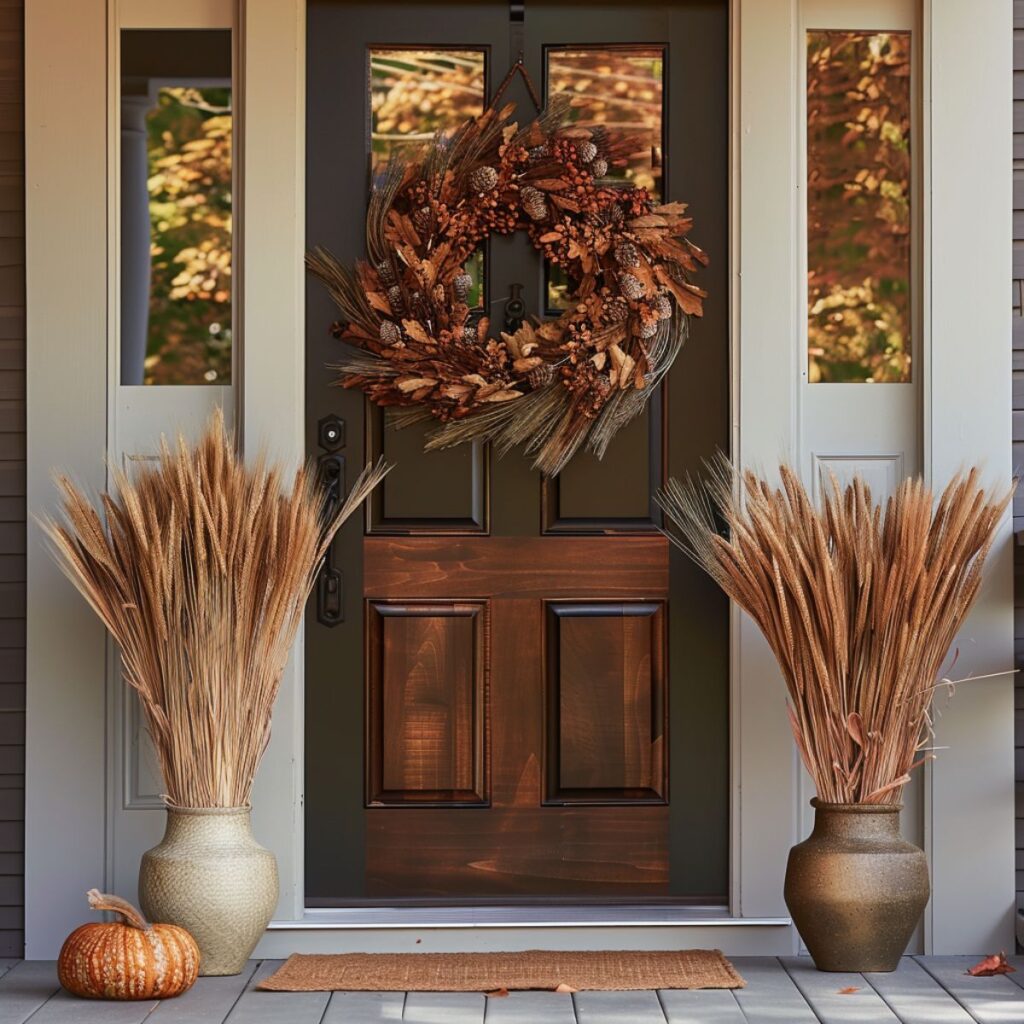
[364, 536, 668, 597]
[366, 601, 488, 805]
[366, 806, 669, 898]
[546, 601, 667, 804]
[542, 402, 663, 533]
[366, 408, 488, 534]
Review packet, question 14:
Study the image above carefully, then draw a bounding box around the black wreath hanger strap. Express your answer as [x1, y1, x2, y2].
[307, 79, 709, 476]
[491, 54, 543, 115]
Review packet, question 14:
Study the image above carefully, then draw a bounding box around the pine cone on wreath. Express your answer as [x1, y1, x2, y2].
[591, 157, 609, 178]
[637, 317, 659, 340]
[520, 185, 548, 222]
[619, 273, 645, 302]
[376, 260, 397, 287]
[654, 291, 673, 319]
[412, 205, 434, 236]
[528, 362, 555, 390]
[614, 241, 640, 268]
[379, 321, 402, 346]
[468, 166, 499, 193]
[453, 273, 473, 303]
[576, 140, 598, 165]
[387, 285, 404, 314]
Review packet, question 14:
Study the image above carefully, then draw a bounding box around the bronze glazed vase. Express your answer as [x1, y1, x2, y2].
[784, 800, 929, 972]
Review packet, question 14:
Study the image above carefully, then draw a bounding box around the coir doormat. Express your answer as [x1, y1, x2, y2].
[258, 949, 745, 992]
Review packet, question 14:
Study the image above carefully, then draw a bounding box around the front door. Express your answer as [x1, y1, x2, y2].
[305, 0, 729, 905]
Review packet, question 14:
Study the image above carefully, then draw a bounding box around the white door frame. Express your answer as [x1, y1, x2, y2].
[23, 0, 1014, 957]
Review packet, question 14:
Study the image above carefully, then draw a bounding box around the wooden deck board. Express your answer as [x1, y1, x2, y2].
[7, 956, 1024, 1023]
[402, 991, 486, 1023]
[915, 956, 1024, 1024]
[730, 957, 819, 1024]
[782, 956, 900, 1022]
[0, 960, 61, 1024]
[323, 991, 405, 1022]
[146, 961, 261, 1023]
[573, 990, 667, 1024]
[482, 991, 576, 1023]
[657, 988, 747, 1023]
[222, 960, 330, 1024]
[864, 958, 975, 1024]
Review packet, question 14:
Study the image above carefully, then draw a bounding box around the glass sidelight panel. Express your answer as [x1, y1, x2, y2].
[807, 30, 912, 383]
[120, 30, 233, 386]
[370, 48, 486, 307]
[544, 46, 665, 310]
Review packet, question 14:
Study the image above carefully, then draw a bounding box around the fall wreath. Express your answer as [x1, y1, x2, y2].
[308, 90, 708, 476]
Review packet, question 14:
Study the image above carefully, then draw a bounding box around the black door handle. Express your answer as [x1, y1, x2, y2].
[316, 417, 346, 627]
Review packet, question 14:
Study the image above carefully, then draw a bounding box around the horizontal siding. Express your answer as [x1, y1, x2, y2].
[0, 0, 22, 959]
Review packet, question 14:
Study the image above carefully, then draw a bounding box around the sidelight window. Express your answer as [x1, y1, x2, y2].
[806, 29, 912, 383]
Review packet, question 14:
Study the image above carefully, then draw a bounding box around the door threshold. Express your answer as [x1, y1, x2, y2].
[271, 905, 791, 929]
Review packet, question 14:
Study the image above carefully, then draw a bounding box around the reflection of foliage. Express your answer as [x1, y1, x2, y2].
[547, 49, 663, 310]
[548, 49, 663, 196]
[807, 32, 911, 383]
[146, 87, 232, 385]
[370, 50, 486, 307]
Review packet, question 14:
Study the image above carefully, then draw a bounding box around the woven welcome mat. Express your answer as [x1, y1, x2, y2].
[258, 949, 745, 992]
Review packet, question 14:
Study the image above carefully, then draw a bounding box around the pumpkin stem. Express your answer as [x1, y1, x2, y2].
[86, 888, 152, 931]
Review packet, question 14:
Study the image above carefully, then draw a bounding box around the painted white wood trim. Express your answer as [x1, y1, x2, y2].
[734, 0, 801, 928]
[924, 0, 1016, 955]
[239, 0, 307, 923]
[120, 0, 232, 28]
[23, 0, 110, 958]
[254, 923, 796, 957]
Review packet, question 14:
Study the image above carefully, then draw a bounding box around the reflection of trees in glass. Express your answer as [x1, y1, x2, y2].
[807, 31, 911, 383]
[371, 50, 486, 307]
[548, 49, 663, 196]
[146, 86, 232, 385]
[546, 48, 663, 310]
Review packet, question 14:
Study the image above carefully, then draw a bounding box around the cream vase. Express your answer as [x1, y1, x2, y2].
[139, 806, 278, 976]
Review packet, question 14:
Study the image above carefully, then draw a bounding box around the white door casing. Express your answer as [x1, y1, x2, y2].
[23, 0, 1014, 956]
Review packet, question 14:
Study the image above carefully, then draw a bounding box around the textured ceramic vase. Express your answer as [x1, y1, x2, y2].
[138, 806, 278, 976]
[784, 800, 929, 973]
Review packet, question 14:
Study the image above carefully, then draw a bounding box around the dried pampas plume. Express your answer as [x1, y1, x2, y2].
[41, 409, 390, 809]
[656, 457, 1012, 804]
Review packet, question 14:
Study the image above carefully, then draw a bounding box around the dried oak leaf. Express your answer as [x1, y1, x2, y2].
[485, 988, 510, 998]
[967, 953, 1016, 976]
[837, 986, 860, 995]
[554, 983, 578, 994]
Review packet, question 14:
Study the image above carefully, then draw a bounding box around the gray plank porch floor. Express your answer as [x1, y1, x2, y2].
[3, 956, 1024, 1023]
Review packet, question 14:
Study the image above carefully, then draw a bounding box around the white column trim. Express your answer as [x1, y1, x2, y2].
[924, 0, 1016, 954]
[23, 0, 110, 957]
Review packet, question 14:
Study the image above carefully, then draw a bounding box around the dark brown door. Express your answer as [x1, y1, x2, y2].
[305, 0, 729, 905]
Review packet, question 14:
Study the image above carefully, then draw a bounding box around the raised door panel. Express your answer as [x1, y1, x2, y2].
[545, 601, 667, 803]
[366, 600, 488, 806]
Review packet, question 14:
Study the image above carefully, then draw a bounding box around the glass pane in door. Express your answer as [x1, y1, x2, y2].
[120, 29, 233, 385]
[544, 46, 665, 310]
[370, 48, 487, 307]
[807, 30, 912, 383]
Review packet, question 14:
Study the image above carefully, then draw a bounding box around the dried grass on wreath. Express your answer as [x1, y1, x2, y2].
[41, 410, 389, 809]
[657, 459, 1012, 804]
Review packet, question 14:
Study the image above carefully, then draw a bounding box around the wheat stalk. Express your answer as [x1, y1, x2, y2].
[41, 409, 390, 809]
[657, 458, 1012, 804]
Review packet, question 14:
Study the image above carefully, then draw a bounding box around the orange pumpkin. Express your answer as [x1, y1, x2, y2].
[58, 889, 200, 1000]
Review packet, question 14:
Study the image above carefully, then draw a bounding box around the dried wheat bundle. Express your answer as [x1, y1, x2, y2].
[657, 459, 1011, 804]
[41, 410, 389, 809]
